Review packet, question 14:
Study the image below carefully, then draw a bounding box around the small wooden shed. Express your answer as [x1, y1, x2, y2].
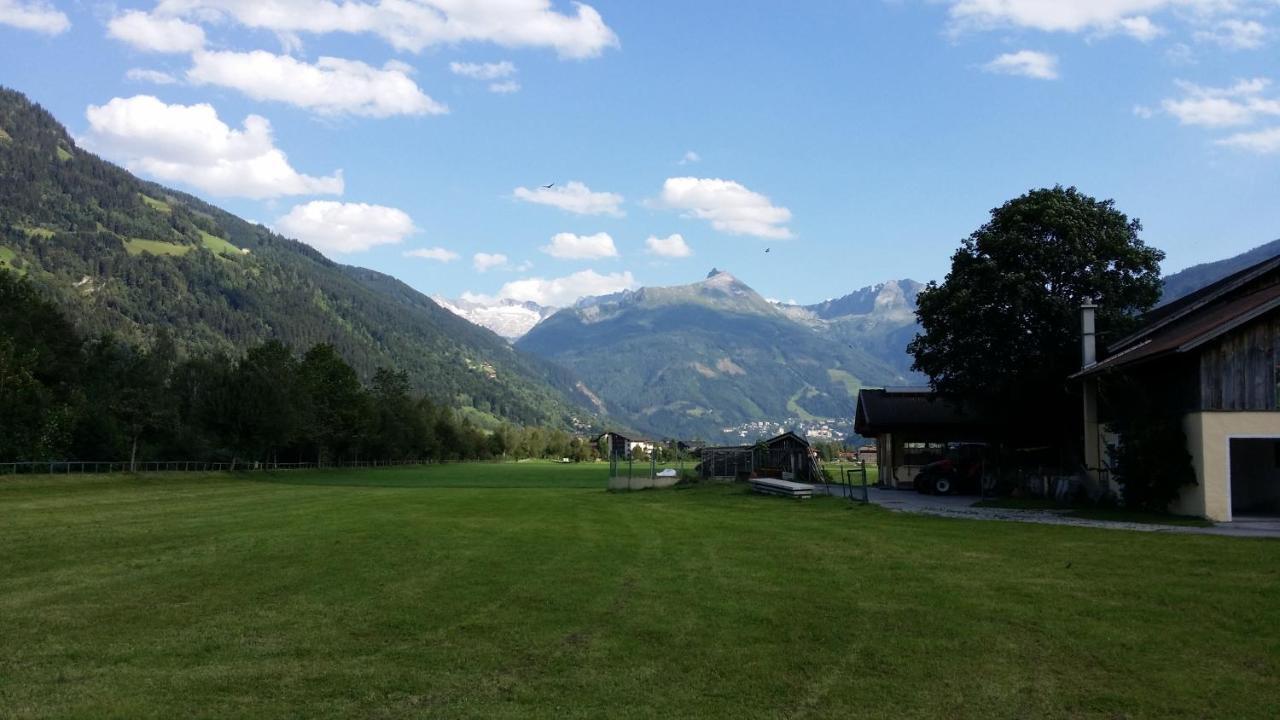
[698, 431, 820, 483]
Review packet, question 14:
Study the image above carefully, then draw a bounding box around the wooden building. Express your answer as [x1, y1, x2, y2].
[698, 432, 822, 483]
[854, 388, 991, 489]
[1078, 254, 1280, 520]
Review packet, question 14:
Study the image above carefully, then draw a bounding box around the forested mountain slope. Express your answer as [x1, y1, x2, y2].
[0, 87, 595, 429]
[791, 279, 926, 382]
[1161, 238, 1280, 303]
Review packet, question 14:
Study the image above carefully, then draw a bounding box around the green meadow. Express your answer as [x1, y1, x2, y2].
[1, 462, 1276, 719]
[0, 245, 18, 274]
[123, 233, 242, 258]
[124, 238, 193, 257]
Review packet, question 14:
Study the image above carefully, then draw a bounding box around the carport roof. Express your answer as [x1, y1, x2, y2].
[854, 388, 989, 437]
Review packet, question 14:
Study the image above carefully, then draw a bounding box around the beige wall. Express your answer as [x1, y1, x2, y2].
[1179, 412, 1280, 521]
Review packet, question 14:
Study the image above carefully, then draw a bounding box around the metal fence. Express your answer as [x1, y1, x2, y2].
[0, 459, 426, 476]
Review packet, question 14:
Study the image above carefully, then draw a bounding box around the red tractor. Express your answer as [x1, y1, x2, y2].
[913, 443, 987, 495]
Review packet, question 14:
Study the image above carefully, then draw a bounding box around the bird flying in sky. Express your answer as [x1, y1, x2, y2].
[542, 183, 555, 189]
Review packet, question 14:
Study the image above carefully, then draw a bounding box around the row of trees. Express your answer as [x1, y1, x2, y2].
[0, 271, 595, 467]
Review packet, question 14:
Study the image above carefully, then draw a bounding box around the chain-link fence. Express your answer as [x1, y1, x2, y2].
[606, 447, 696, 491]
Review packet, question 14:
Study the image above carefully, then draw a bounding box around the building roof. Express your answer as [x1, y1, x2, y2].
[699, 431, 812, 454]
[854, 388, 987, 437]
[763, 431, 810, 448]
[1078, 259, 1280, 378]
[1109, 253, 1280, 355]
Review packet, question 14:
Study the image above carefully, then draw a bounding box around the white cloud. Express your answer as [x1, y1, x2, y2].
[678, 150, 701, 165]
[1115, 15, 1163, 42]
[125, 68, 178, 85]
[1160, 78, 1279, 127]
[473, 252, 510, 272]
[541, 232, 618, 260]
[982, 50, 1059, 80]
[0, 0, 69, 34]
[449, 60, 516, 80]
[947, 0, 1175, 39]
[150, 0, 619, 58]
[84, 95, 343, 199]
[1165, 42, 1197, 65]
[1154, 77, 1280, 154]
[1195, 19, 1268, 49]
[513, 181, 624, 216]
[1163, 95, 1256, 126]
[645, 233, 693, 258]
[1216, 126, 1280, 153]
[276, 201, 415, 255]
[469, 269, 637, 307]
[657, 177, 793, 240]
[107, 10, 206, 53]
[943, 1, 1280, 42]
[1133, 104, 1155, 118]
[450, 60, 520, 92]
[404, 247, 459, 262]
[187, 50, 447, 117]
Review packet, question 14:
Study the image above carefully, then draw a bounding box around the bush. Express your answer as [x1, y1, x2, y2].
[1105, 378, 1197, 512]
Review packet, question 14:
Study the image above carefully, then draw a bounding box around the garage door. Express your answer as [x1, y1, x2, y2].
[1229, 438, 1280, 516]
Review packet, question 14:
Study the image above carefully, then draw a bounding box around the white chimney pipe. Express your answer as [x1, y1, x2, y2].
[1081, 298, 1098, 368]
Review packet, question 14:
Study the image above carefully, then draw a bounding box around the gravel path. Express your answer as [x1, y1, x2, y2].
[817, 485, 1280, 538]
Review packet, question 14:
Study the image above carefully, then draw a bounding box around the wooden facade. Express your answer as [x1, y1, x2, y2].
[698, 432, 820, 483]
[1198, 315, 1280, 411]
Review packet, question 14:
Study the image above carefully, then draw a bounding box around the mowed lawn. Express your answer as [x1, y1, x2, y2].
[1, 464, 1277, 719]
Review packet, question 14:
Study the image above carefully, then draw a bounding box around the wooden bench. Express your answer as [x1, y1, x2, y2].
[749, 477, 814, 499]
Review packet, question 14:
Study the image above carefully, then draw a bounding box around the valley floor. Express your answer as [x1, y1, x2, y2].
[1, 463, 1277, 719]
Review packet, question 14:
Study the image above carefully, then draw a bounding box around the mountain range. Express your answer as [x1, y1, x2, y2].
[4, 84, 1276, 445]
[514, 270, 919, 440]
[0, 87, 597, 431]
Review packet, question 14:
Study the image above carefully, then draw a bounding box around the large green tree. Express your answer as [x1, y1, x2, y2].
[908, 186, 1164, 442]
[298, 344, 371, 464]
[0, 272, 82, 460]
[225, 341, 303, 467]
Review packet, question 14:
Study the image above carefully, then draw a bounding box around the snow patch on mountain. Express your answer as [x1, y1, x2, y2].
[434, 296, 557, 340]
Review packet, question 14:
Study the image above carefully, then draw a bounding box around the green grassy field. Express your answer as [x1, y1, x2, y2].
[139, 193, 172, 214]
[124, 238, 193, 257]
[1, 462, 1277, 719]
[17, 225, 54, 240]
[0, 245, 19, 275]
[198, 229, 242, 256]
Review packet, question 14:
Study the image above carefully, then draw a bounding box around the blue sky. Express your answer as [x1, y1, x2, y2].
[2, 1, 1279, 306]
